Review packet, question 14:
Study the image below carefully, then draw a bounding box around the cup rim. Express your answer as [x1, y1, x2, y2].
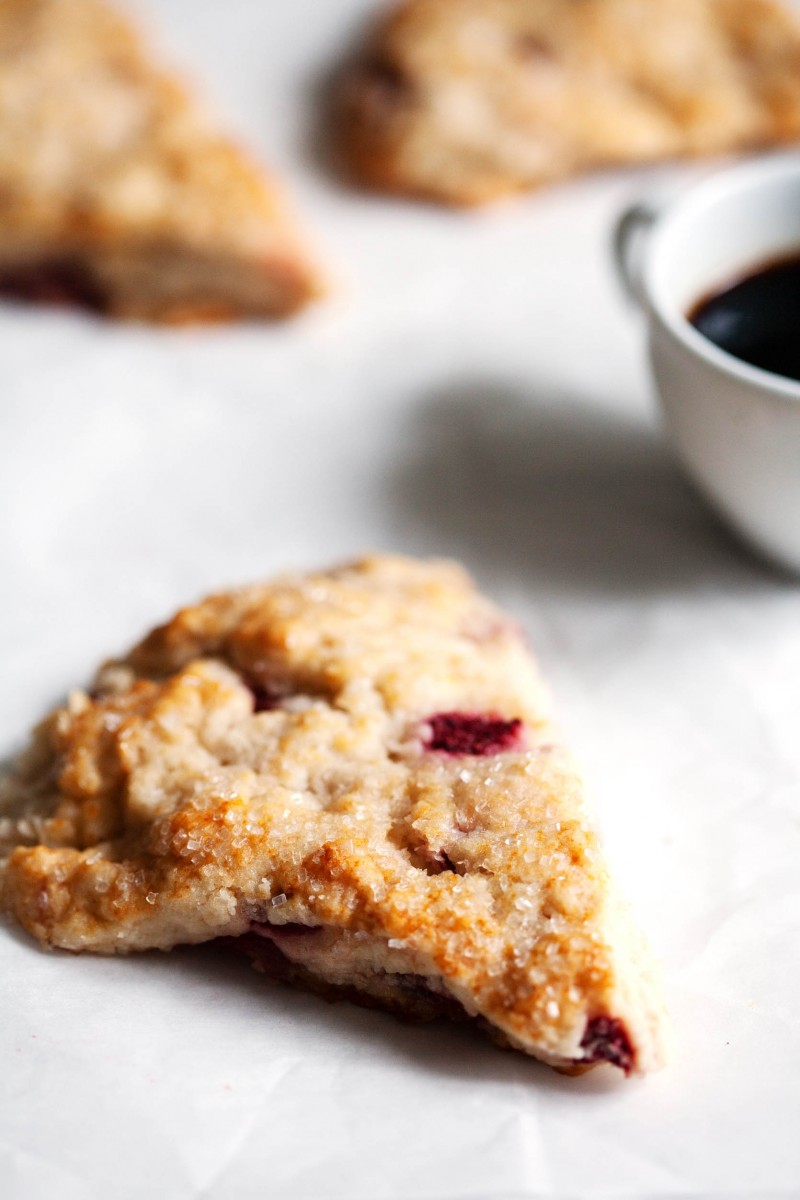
[643, 153, 800, 404]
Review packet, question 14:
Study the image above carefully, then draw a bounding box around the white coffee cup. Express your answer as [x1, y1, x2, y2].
[614, 155, 800, 573]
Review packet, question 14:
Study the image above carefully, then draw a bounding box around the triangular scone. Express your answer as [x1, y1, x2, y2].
[0, 556, 667, 1075]
[0, 0, 321, 321]
[338, 0, 800, 205]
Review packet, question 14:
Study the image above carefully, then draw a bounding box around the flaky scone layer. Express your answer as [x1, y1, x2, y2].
[1, 556, 666, 1074]
[0, 0, 321, 320]
[339, 0, 800, 204]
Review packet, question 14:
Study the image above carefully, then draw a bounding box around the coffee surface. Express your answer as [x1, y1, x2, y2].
[689, 254, 800, 383]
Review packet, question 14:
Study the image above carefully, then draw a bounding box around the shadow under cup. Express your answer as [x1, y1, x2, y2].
[625, 157, 800, 574]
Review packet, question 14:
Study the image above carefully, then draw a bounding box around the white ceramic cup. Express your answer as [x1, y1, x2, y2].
[614, 155, 800, 573]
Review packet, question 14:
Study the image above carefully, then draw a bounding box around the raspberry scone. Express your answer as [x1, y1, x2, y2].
[0, 0, 321, 321]
[338, 0, 800, 205]
[0, 556, 667, 1075]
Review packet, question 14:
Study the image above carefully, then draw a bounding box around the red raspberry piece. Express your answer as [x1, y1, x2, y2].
[0, 261, 105, 310]
[424, 712, 522, 756]
[249, 684, 282, 713]
[250, 922, 319, 939]
[580, 1016, 635, 1074]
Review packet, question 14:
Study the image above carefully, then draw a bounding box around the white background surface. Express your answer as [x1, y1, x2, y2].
[2, 2, 800, 1197]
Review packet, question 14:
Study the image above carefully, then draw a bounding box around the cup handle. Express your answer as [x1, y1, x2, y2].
[612, 202, 658, 308]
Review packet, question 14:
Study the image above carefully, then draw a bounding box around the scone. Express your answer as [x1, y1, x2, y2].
[0, 0, 321, 321]
[338, 0, 800, 205]
[0, 556, 667, 1075]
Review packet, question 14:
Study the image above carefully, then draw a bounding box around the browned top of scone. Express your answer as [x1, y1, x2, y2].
[0, 556, 665, 1071]
[338, 0, 800, 204]
[0, 0, 321, 316]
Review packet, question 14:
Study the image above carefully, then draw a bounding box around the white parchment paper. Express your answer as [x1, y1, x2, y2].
[2, 3, 800, 1197]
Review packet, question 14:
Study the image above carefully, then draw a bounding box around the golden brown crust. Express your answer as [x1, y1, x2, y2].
[0, 0, 323, 319]
[0, 555, 667, 1073]
[338, 0, 800, 205]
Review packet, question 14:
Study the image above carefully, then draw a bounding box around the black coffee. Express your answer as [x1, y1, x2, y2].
[689, 253, 800, 383]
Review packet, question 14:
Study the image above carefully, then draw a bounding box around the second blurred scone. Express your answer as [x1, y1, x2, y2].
[338, 0, 800, 205]
[0, 0, 323, 321]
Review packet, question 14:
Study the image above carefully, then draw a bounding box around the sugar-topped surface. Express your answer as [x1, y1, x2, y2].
[0, 555, 666, 1073]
